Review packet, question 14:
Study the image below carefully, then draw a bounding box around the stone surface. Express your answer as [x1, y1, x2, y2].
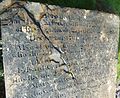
[0, 1, 119, 98]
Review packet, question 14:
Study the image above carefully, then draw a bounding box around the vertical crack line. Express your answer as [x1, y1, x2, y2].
[63, 69, 75, 80]
[18, 3, 63, 54]
[1, 2, 76, 80]
[17, 2, 76, 80]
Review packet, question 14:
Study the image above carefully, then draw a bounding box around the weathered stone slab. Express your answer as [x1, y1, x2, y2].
[1, 2, 119, 98]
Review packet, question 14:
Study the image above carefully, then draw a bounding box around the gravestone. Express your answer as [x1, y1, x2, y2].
[0, 1, 119, 98]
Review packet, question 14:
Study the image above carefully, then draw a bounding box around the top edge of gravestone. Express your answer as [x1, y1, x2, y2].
[0, 1, 119, 20]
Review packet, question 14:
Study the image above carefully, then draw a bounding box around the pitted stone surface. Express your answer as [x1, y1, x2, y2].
[1, 1, 119, 98]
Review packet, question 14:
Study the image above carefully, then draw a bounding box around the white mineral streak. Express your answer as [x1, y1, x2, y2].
[84, 10, 90, 19]
[107, 80, 112, 93]
[49, 48, 61, 64]
[49, 46, 69, 72]
[107, 80, 114, 98]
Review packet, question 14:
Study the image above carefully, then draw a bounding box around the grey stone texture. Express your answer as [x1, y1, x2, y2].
[0, 1, 119, 98]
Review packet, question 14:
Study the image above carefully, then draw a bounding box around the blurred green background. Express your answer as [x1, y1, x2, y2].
[0, 0, 120, 98]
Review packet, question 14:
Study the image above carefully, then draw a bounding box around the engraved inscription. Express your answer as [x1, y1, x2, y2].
[1, 2, 119, 98]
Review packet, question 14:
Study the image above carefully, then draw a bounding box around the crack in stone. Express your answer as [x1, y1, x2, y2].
[1, 2, 76, 80]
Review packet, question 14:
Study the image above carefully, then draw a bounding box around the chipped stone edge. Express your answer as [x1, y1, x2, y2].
[0, 0, 119, 19]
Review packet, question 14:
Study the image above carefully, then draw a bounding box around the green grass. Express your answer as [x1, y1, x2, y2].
[117, 53, 120, 81]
